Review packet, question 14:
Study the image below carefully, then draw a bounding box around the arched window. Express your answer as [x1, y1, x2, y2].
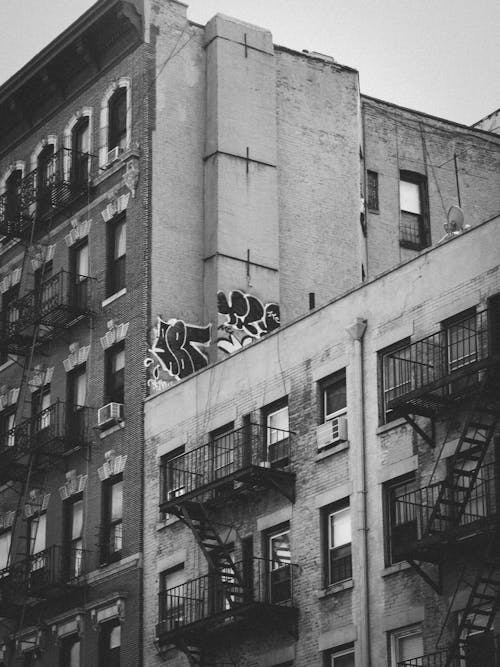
[5, 169, 22, 224]
[108, 88, 127, 154]
[71, 117, 90, 186]
[37, 144, 55, 216]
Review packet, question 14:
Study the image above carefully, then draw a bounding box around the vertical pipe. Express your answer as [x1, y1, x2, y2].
[453, 152, 462, 208]
[346, 318, 369, 666]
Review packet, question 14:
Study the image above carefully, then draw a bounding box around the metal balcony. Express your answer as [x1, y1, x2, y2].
[0, 149, 92, 240]
[384, 311, 499, 417]
[0, 402, 93, 482]
[160, 424, 295, 514]
[0, 545, 88, 616]
[0, 270, 93, 353]
[398, 632, 500, 666]
[156, 557, 299, 647]
[391, 462, 499, 563]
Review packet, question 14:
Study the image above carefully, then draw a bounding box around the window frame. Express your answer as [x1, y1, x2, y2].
[159, 563, 185, 629]
[321, 370, 347, 424]
[262, 399, 290, 465]
[107, 87, 128, 154]
[63, 493, 84, 580]
[399, 170, 430, 251]
[101, 474, 124, 565]
[323, 499, 352, 587]
[390, 624, 423, 666]
[265, 522, 291, 604]
[384, 474, 418, 566]
[379, 337, 412, 425]
[366, 170, 379, 212]
[210, 422, 235, 475]
[0, 406, 16, 449]
[107, 214, 126, 297]
[105, 342, 125, 405]
[0, 527, 12, 570]
[98, 618, 121, 667]
[71, 116, 90, 187]
[323, 643, 355, 667]
[59, 632, 81, 667]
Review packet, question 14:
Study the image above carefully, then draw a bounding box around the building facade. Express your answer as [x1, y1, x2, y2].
[0, 0, 498, 666]
[145, 218, 500, 666]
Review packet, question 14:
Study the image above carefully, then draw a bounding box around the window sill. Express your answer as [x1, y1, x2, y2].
[93, 148, 140, 187]
[86, 552, 141, 585]
[157, 516, 181, 531]
[316, 441, 349, 461]
[382, 561, 412, 577]
[102, 288, 126, 308]
[376, 417, 407, 435]
[99, 421, 125, 438]
[0, 357, 17, 372]
[318, 579, 354, 598]
[367, 208, 380, 215]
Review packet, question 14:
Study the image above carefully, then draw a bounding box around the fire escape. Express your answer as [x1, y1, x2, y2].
[385, 305, 500, 666]
[0, 148, 94, 661]
[156, 423, 298, 666]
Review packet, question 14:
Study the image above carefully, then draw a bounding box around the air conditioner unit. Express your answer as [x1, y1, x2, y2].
[107, 146, 121, 165]
[316, 414, 348, 450]
[97, 402, 124, 429]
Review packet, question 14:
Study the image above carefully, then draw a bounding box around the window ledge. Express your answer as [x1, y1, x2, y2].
[157, 516, 181, 531]
[368, 208, 380, 215]
[92, 148, 140, 187]
[0, 357, 17, 372]
[86, 552, 141, 585]
[99, 421, 125, 438]
[318, 579, 354, 598]
[376, 417, 407, 435]
[102, 288, 126, 308]
[382, 561, 412, 577]
[316, 441, 349, 461]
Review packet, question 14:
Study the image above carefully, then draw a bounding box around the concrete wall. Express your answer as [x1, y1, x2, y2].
[144, 218, 500, 665]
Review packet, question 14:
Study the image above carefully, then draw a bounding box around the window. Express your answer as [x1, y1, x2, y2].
[101, 475, 123, 564]
[27, 513, 46, 573]
[264, 401, 289, 464]
[161, 446, 186, 511]
[0, 529, 11, 570]
[367, 170, 379, 211]
[32, 387, 51, 432]
[64, 496, 83, 579]
[99, 619, 121, 667]
[399, 172, 429, 250]
[379, 338, 411, 424]
[324, 500, 352, 586]
[211, 422, 235, 477]
[108, 87, 127, 153]
[71, 241, 89, 309]
[159, 564, 185, 629]
[322, 371, 347, 423]
[71, 117, 89, 187]
[22, 649, 42, 667]
[0, 408, 16, 449]
[391, 625, 423, 666]
[60, 633, 80, 667]
[5, 169, 22, 224]
[0, 283, 20, 364]
[445, 310, 478, 373]
[107, 215, 126, 296]
[67, 365, 87, 443]
[385, 475, 417, 565]
[105, 343, 125, 404]
[324, 644, 355, 667]
[37, 144, 55, 217]
[267, 525, 291, 603]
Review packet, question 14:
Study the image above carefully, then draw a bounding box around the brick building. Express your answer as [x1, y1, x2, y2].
[0, 1, 499, 666]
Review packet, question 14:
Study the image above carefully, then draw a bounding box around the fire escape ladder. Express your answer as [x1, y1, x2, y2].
[180, 502, 245, 604]
[425, 378, 500, 535]
[445, 536, 500, 667]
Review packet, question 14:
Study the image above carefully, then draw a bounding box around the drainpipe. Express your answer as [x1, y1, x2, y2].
[346, 318, 369, 666]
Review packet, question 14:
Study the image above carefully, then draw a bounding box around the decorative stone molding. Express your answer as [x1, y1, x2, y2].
[30, 135, 58, 172]
[28, 365, 54, 393]
[63, 107, 93, 180]
[101, 192, 130, 222]
[97, 449, 127, 481]
[0, 510, 15, 530]
[100, 320, 129, 350]
[59, 470, 87, 500]
[89, 596, 126, 630]
[0, 160, 25, 195]
[30, 243, 56, 272]
[24, 489, 51, 518]
[0, 385, 19, 410]
[63, 342, 90, 372]
[0, 266, 22, 293]
[53, 614, 84, 641]
[122, 158, 139, 198]
[64, 218, 92, 247]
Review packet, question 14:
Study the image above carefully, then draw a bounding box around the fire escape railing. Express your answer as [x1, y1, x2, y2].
[398, 633, 500, 666]
[0, 401, 93, 462]
[384, 311, 493, 414]
[392, 462, 497, 556]
[0, 270, 93, 346]
[160, 424, 293, 507]
[0, 148, 92, 239]
[157, 557, 299, 639]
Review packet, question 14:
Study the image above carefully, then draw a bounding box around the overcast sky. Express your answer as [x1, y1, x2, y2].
[0, 0, 498, 126]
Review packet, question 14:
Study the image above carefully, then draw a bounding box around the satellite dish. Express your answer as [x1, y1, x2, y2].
[445, 205, 465, 234]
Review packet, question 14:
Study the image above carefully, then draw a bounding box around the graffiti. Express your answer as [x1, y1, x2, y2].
[145, 317, 211, 382]
[217, 290, 280, 355]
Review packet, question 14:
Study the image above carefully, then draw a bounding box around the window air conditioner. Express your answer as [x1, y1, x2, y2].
[316, 414, 348, 450]
[97, 402, 124, 429]
[107, 146, 121, 165]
